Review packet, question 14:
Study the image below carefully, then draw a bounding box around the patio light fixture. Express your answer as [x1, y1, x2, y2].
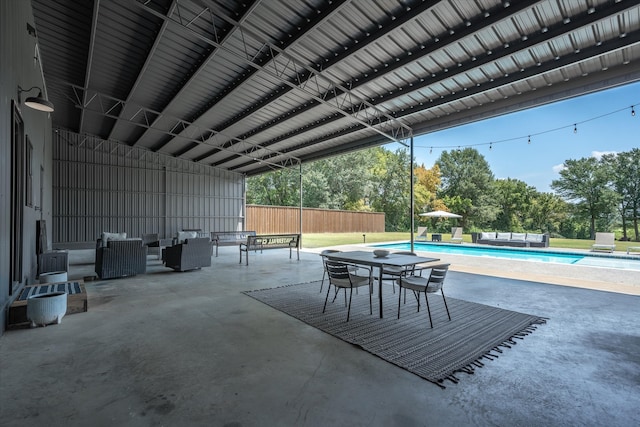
[18, 85, 55, 112]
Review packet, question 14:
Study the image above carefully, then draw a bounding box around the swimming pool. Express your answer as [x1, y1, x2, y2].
[375, 242, 640, 271]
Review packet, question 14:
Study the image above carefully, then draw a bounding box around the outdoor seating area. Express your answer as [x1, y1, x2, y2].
[87, 230, 306, 277]
[474, 231, 549, 248]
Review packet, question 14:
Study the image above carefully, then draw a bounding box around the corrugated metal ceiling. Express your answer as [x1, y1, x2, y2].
[31, 0, 640, 176]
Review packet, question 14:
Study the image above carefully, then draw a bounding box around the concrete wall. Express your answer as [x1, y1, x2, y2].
[52, 129, 246, 246]
[1, 0, 54, 334]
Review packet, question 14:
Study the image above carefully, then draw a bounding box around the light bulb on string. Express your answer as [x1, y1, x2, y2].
[429, 147, 433, 154]
[632, 106, 636, 117]
[573, 124, 577, 134]
[489, 142, 492, 150]
[527, 135, 531, 144]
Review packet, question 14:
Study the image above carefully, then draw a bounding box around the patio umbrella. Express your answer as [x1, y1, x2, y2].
[419, 210, 462, 218]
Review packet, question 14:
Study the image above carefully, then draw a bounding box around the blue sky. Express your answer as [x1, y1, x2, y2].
[390, 80, 639, 193]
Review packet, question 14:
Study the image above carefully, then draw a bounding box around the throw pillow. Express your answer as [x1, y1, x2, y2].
[177, 231, 198, 243]
[101, 232, 127, 247]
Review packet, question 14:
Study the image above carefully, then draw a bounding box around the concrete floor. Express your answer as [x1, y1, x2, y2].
[0, 246, 638, 427]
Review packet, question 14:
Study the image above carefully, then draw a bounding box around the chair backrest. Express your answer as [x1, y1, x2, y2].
[142, 233, 159, 245]
[320, 249, 340, 257]
[325, 260, 351, 280]
[595, 232, 614, 245]
[451, 227, 462, 238]
[320, 249, 340, 266]
[426, 264, 450, 292]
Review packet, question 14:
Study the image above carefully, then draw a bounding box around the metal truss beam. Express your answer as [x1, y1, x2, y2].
[129, 0, 263, 148]
[228, 26, 640, 173]
[135, 0, 413, 148]
[78, 0, 100, 134]
[203, 0, 441, 151]
[61, 82, 301, 170]
[212, 0, 637, 166]
[106, 0, 179, 142]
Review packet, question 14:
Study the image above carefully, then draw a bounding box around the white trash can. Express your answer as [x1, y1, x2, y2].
[39, 271, 68, 283]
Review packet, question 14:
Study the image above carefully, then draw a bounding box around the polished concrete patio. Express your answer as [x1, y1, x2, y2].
[0, 246, 638, 426]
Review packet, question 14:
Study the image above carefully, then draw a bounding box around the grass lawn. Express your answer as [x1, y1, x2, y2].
[301, 232, 640, 252]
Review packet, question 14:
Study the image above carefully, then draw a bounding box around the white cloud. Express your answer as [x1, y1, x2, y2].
[591, 150, 617, 160]
[552, 163, 565, 173]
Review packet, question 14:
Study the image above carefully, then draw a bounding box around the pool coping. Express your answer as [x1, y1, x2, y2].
[308, 242, 640, 296]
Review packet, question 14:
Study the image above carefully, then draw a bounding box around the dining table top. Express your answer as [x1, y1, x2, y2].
[323, 250, 439, 267]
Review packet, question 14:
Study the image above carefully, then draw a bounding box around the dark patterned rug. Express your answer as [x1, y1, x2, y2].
[244, 281, 546, 388]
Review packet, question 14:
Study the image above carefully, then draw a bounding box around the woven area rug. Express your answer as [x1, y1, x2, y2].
[16, 281, 84, 300]
[244, 281, 546, 388]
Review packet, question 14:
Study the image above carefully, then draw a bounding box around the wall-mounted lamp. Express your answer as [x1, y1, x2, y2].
[18, 85, 54, 112]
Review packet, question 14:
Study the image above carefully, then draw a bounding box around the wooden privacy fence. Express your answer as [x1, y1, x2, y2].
[246, 205, 385, 234]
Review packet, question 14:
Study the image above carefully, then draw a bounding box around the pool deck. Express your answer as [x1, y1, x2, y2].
[313, 243, 640, 296]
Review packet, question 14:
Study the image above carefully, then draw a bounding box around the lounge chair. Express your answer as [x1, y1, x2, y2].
[415, 227, 428, 241]
[450, 227, 463, 243]
[591, 232, 616, 253]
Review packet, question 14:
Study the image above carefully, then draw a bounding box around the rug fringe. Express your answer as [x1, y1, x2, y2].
[443, 318, 547, 387]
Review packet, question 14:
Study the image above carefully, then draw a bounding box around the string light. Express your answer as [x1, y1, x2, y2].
[414, 100, 639, 152]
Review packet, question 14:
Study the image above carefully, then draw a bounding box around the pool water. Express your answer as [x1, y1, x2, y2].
[375, 242, 640, 271]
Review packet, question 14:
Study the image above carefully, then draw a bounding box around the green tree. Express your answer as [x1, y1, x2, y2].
[492, 178, 536, 231]
[371, 148, 411, 231]
[246, 168, 299, 206]
[436, 148, 497, 229]
[602, 149, 640, 241]
[527, 192, 569, 235]
[551, 157, 618, 239]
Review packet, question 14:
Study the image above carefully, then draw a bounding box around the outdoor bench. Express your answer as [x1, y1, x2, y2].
[239, 234, 301, 265]
[211, 231, 257, 256]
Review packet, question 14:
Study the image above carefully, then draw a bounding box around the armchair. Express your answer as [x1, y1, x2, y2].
[163, 238, 213, 272]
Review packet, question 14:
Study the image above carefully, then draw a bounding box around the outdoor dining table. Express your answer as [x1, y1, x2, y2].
[323, 250, 440, 318]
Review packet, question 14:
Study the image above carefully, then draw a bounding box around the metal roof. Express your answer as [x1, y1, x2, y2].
[32, 0, 640, 176]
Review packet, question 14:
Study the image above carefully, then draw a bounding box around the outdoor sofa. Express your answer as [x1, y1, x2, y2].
[474, 232, 549, 248]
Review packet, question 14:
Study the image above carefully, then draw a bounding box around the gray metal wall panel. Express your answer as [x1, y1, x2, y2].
[53, 129, 245, 244]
